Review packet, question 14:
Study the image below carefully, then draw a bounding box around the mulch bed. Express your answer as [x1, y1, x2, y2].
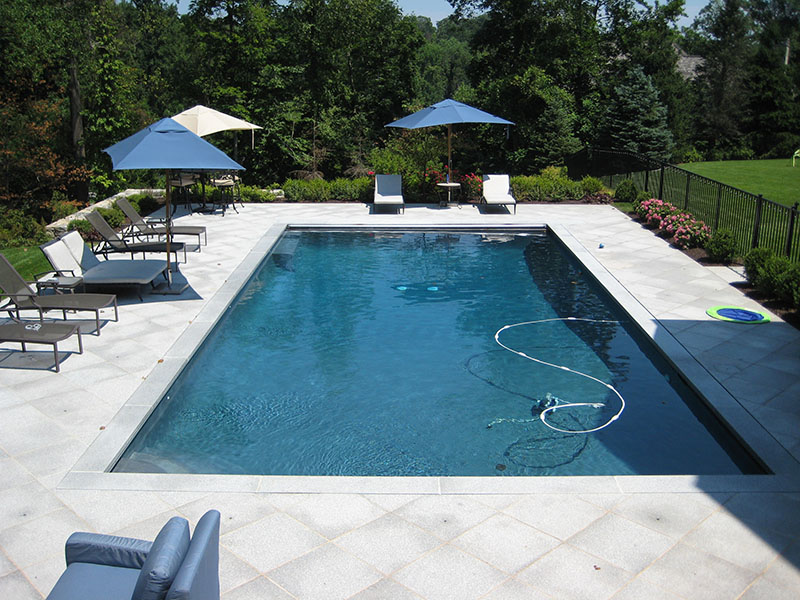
[626, 211, 800, 330]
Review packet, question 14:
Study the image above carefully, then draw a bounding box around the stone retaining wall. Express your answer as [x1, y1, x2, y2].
[45, 189, 165, 236]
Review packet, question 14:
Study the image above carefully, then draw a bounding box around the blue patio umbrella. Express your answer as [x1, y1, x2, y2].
[386, 99, 514, 182]
[104, 118, 244, 287]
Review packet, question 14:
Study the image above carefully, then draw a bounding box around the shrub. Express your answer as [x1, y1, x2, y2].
[743, 247, 775, 288]
[776, 263, 800, 307]
[97, 206, 125, 229]
[282, 178, 331, 202]
[705, 228, 738, 264]
[239, 185, 277, 203]
[329, 177, 372, 203]
[459, 173, 483, 199]
[580, 176, 604, 195]
[510, 169, 583, 203]
[67, 218, 94, 239]
[672, 218, 711, 249]
[759, 254, 792, 297]
[613, 179, 638, 203]
[0, 209, 50, 246]
[126, 193, 161, 217]
[48, 191, 82, 222]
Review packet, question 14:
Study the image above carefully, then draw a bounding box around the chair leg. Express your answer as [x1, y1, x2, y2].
[53, 342, 59, 372]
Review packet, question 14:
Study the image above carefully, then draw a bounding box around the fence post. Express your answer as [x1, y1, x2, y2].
[644, 169, 649, 194]
[610, 173, 613, 188]
[714, 183, 723, 229]
[684, 176, 691, 210]
[658, 165, 665, 199]
[786, 202, 799, 257]
[752, 195, 764, 249]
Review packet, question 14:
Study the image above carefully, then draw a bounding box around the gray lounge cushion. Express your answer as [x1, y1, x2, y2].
[132, 516, 191, 600]
[46, 562, 141, 600]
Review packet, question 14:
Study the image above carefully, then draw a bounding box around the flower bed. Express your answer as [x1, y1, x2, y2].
[633, 197, 710, 250]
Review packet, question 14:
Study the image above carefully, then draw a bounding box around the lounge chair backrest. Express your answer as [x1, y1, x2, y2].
[41, 236, 85, 276]
[0, 253, 33, 297]
[86, 211, 126, 249]
[61, 231, 102, 270]
[165, 510, 221, 600]
[483, 174, 511, 197]
[375, 174, 402, 199]
[116, 197, 150, 233]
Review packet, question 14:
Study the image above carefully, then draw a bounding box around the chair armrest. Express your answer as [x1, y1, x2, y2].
[34, 269, 74, 280]
[65, 532, 152, 569]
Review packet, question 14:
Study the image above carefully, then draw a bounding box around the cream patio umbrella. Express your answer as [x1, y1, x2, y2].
[171, 105, 262, 151]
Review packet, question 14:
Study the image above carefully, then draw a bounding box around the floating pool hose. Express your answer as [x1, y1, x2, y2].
[494, 318, 626, 434]
[706, 306, 770, 324]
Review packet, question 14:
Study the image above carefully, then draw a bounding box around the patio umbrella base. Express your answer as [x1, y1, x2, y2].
[151, 271, 190, 295]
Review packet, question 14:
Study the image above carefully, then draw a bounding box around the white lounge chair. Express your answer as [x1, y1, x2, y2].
[481, 174, 516, 214]
[374, 174, 405, 214]
[41, 232, 168, 300]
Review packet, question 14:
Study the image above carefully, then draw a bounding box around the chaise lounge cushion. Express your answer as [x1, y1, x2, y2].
[46, 563, 142, 600]
[132, 517, 191, 600]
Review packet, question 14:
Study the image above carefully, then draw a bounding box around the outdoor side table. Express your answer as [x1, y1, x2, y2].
[436, 182, 461, 207]
[35, 276, 84, 294]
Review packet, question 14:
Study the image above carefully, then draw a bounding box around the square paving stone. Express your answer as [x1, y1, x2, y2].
[394, 495, 495, 541]
[503, 494, 606, 540]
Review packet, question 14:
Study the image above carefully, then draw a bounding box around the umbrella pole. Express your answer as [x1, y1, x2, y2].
[447, 124, 452, 183]
[165, 169, 172, 281]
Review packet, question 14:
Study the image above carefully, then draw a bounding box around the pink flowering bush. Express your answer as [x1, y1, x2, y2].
[459, 172, 483, 199]
[634, 198, 711, 249]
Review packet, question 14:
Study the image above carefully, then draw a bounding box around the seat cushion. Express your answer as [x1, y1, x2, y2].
[46, 562, 140, 600]
[132, 517, 190, 600]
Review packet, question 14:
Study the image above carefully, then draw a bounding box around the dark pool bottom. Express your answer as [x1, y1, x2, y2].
[115, 230, 764, 476]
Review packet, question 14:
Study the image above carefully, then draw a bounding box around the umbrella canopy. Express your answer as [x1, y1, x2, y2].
[172, 105, 262, 152]
[386, 99, 514, 182]
[104, 118, 245, 172]
[103, 118, 244, 288]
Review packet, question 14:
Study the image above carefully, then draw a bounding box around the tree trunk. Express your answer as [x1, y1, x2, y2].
[69, 57, 88, 203]
[785, 37, 791, 66]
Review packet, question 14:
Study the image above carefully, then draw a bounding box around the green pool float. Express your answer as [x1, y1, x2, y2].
[706, 306, 770, 324]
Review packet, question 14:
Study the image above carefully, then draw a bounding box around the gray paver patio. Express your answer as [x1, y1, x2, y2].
[1, 202, 799, 599]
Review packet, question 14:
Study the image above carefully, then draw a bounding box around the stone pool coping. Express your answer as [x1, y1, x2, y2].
[61, 220, 800, 495]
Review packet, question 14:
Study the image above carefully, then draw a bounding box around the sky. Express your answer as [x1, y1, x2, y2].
[174, 0, 707, 28]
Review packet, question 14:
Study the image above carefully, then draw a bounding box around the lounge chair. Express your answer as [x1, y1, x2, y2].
[374, 174, 405, 214]
[86, 211, 187, 263]
[116, 197, 207, 250]
[46, 510, 221, 600]
[41, 232, 169, 300]
[0, 319, 83, 372]
[0, 253, 117, 334]
[481, 174, 517, 214]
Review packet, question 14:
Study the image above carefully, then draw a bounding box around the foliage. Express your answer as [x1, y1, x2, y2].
[0, 209, 50, 247]
[126, 193, 161, 217]
[48, 191, 82, 222]
[67, 219, 94, 238]
[634, 197, 710, 248]
[459, 173, 482, 199]
[579, 176, 605, 195]
[510, 167, 583, 202]
[0, 246, 52, 281]
[282, 178, 331, 203]
[614, 179, 639, 203]
[705, 228, 738, 263]
[239, 185, 278, 203]
[97, 206, 125, 229]
[743, 246, 775, 288]
[329, 178, 372, 203]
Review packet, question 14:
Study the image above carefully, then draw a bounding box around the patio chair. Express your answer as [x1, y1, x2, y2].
[41, 232, 169, 300]
[481, 174, 517, 214]
[209, 173, 242, 215]
[117, 197, 207, 250]
[46, 509, 221, 600]
[0, 319, 83, 372]
[374, 174, 405, 214]
[0, 253, 118, 334]
[86, 210, 187, 263]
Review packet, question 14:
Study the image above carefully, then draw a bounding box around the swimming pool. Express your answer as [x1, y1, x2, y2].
[115, 229, 762, 476]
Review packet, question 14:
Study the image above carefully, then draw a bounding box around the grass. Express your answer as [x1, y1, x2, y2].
[678, 159, 800, 207]
[0, 246, 53, 281]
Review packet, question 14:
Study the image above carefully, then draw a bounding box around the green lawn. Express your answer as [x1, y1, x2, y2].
[0, 246, 53, 281]
[678, 159, 800, 207]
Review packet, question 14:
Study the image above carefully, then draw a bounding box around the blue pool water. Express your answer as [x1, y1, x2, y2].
[116, 230, 762, 476]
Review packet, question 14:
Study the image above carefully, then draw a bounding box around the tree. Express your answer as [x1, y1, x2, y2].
[596, 66, 674, 159]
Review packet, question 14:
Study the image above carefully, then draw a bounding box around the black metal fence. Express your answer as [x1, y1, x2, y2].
[566, 148, 800, 262]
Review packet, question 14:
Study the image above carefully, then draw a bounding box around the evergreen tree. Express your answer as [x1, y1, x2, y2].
[596, 66, 674, 160]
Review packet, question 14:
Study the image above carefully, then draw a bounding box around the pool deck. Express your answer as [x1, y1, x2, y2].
[2, 202, 799, 600]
